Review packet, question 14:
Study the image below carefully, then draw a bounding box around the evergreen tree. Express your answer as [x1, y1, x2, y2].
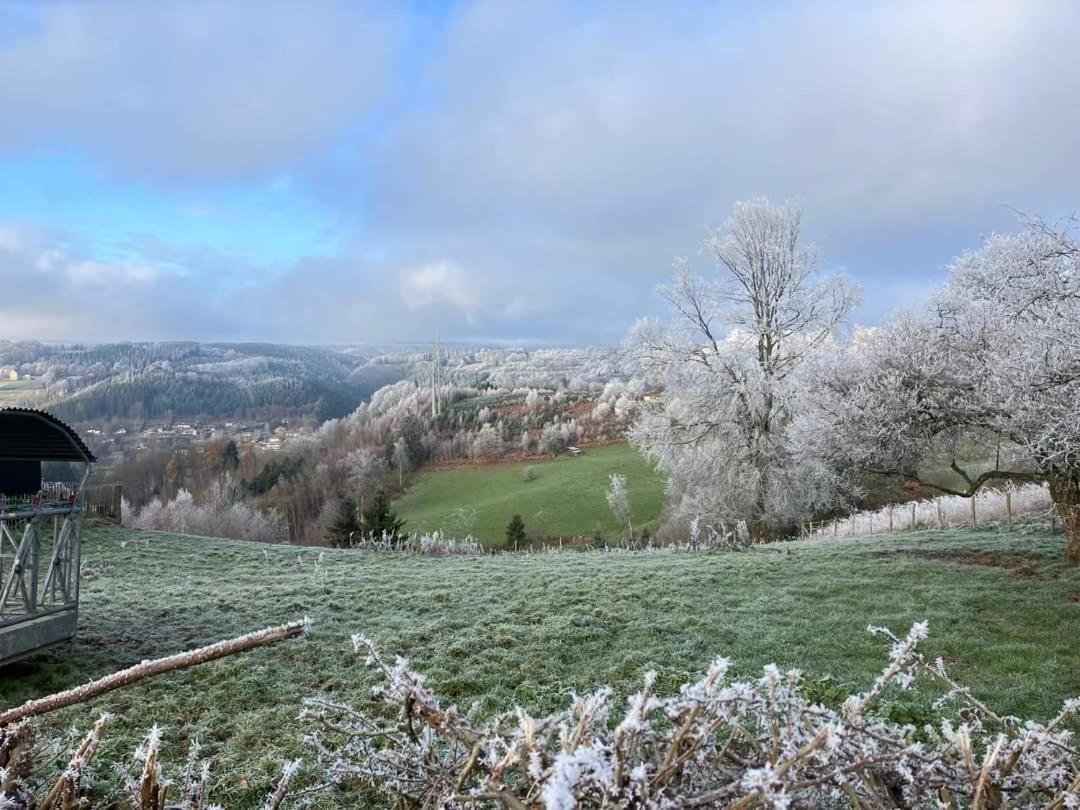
[327, 494, 361, 548]
[362, 491, 406, 543]
[506, 513, 527, 547]
[397, 414, 427, 466]
[222, 439, 241, 472]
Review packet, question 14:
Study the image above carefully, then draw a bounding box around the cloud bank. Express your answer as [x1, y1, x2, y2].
[1, 0, 1078, 344]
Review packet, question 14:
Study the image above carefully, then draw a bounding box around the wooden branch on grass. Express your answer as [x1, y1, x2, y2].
[0, 619, 307, 727]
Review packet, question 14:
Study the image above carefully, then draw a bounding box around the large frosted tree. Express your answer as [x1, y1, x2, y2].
[806, 217, 1080, 563]
[631, 198, 859, 535]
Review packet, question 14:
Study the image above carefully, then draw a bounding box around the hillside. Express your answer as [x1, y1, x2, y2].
[0, 341, 630, 426]
[0, 522, 1076, 807]
[0, 340, 402, 424]
[394, 442, 666, 545]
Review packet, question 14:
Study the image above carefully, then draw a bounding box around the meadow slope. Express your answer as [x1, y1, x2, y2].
[394, 442, 666, 545]
[0, 522, 1076, 806]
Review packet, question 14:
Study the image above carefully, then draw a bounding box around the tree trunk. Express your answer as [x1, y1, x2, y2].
[1048, 469, 1080, 564]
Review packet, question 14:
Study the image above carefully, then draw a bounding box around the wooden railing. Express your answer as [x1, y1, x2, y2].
[40, 481, 122, 527]
[81, 484, 123, 523]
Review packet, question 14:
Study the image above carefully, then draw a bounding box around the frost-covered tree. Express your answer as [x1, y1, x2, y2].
[606, 473, 633, 537]
[471, 423, 502, 459]
[345, 447, 386, 511]
[391, 437, 411, 487]
[632, 199, 858, 535]
[808, 217, 1080, 563]
[538, 423, 566, 458]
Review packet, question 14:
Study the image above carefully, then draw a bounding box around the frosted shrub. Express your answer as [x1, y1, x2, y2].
[687, 515, 752, 550]
[347, 529, 484, 556]
[304, 623, 1079, 808]
[124, 489, 285, 543]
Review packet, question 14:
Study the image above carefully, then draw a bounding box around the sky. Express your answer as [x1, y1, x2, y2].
[1, 0, 1078, 346]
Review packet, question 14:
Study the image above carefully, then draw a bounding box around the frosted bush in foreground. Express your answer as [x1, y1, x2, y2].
[304, 623, 1079, 808]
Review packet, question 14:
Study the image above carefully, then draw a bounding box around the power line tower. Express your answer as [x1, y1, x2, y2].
[430, 338, 441, 418]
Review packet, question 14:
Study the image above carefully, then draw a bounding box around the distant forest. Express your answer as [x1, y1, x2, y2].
[0, 340, 410, 423]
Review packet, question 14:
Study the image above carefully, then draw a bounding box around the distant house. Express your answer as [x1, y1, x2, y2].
[0, 368, 17, 381]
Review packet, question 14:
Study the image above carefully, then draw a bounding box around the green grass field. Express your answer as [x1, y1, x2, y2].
[0, 378, 44, 404]
[0, 521, 1076, 806]
[394, 442, 667, 545]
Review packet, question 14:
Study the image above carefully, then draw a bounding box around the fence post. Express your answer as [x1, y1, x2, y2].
[1005, 490, 1013, 530]
[937, 499, 944, 529]
[888, 508, 894, 532]
[970, 496, 977, 527]
[910, 502, 916, 531]
[833, 519, 838, 538]
[868, 516, 873, 536]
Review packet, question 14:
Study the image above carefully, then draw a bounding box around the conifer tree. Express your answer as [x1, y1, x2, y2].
[506, 513, 527, 547]
[327, 494, 361, 548]
[362, 491, 406, 544]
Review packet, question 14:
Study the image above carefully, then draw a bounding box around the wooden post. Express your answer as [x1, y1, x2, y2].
[1005, 490, 1013, 530]
[888, 508, 894, 532]
[869, 516, 873, 536]
[937, 499, 944, 529]
[910, 502, 916, 531]
[970, 496, 977, 527]
[833, 519, 838, 538]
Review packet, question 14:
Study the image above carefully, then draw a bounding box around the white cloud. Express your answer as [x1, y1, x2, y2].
[0, 1, 402, 183]
[400, 260, 478, 321]
[2, 1, 1080, 343]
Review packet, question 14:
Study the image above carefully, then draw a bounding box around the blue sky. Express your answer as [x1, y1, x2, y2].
[1, 0, 1078, 344]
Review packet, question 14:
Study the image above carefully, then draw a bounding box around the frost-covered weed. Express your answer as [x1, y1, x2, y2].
[303, 623, 1079, 808]
[346, 529, 485, 556]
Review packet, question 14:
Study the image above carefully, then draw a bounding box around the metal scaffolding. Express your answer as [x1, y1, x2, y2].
[0, 409, 95, 666]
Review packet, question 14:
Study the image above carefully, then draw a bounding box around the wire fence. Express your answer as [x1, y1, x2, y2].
[802, 483, 1054, 540]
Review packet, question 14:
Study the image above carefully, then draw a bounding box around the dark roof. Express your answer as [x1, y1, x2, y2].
[0, 409, 96, 463]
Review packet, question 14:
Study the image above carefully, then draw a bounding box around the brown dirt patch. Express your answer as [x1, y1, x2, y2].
[877, 549, 1045, 579]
